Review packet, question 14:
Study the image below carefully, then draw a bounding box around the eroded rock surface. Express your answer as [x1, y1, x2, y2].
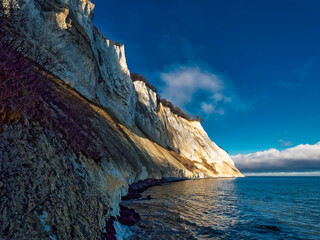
[134, 81, 242, 177]
[0, 0, 243, 239]
[0, 57, 206, 239]
[1, 0, 136, 125]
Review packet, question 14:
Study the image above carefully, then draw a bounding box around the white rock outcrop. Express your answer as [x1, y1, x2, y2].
[1, 0, 244, 239]
[2, 0, 243, 177]
[134, 81, 242, 177]
[1, 0, 136, 125]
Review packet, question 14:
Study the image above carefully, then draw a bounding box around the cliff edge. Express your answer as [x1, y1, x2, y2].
[0, 0, 243, 239]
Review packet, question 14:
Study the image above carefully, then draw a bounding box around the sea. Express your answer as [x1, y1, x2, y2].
[122, 177, 320, 240]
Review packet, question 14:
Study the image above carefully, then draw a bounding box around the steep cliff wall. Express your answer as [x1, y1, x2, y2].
[0, 0, 243, 239]
[1, 0, 136, 125]
[134, 81, 242, 177]
[0, 43, 237, 239]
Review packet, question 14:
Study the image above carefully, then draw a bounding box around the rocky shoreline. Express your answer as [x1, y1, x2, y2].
[102, 177, 189, 240]
[1, 1, 242, 238]
[122, 177, 188, 201]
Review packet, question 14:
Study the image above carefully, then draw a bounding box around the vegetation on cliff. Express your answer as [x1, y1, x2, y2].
[0, 2, 242, 239]
[131, 73, 203, 122]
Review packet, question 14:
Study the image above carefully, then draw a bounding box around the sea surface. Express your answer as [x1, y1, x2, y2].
[122, 177, 320, 240]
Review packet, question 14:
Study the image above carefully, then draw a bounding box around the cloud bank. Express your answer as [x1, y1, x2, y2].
[160, 65, 238, 116]
[244, 171, 320, 176]
[231, 142, 320, 172]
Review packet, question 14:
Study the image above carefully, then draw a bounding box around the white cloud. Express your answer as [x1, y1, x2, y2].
[201, 102, 225, 115]
[278, 139, 293, 147]
[211, 93, 232, 103]
[160, 65, 235, 115]
[243, 171, 320, 176]
[231, 142, 320, 172]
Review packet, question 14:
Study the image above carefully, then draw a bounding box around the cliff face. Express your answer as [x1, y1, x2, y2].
[1, 0, 136, 125]
[134, 81, 241, 177]
[0, 0, 242, 239]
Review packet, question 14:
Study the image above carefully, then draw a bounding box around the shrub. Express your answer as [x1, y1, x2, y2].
[112, 41, 121, 47]
[160, 98, 197, 122]
[130, 73, 158, 93]
[130, 73, 204, 122]
[194, 115, 203, 123]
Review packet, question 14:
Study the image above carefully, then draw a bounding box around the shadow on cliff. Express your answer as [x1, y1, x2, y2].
[0, 26, 184, 240]
[0, 4, 240, 240]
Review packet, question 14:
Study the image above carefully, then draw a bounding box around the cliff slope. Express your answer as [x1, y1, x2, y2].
[0, 0, 242, 239]
[134, 81, 241, 177]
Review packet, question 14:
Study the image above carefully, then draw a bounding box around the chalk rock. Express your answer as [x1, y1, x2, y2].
[2, 0, 136, 125]
[134, 81, 243, 177]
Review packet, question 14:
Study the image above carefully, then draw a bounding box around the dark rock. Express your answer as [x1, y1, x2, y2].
[265, 225, 281, 231]
[122, 177, 187, 201]
[101, 217, 116, 240]
[121, 190, 142, 201]
[258, 224, 281, 231]
[117, 205, 140, 226]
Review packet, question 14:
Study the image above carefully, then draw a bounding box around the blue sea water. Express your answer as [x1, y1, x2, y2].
[123, 177, 320, 240]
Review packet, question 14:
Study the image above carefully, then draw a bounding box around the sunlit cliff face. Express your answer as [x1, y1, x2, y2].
[134, 80, 243, 177]
[0, 38, 241, 239]
[0, 0, 242, 239]
[1, 0, 136, 125]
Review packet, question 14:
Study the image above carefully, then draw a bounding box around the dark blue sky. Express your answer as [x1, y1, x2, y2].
[92, 0, 320, 155]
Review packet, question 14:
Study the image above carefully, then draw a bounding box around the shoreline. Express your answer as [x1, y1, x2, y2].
[102, 177, 188, 240]
[103, 176, 241, 239]
[123, 175, 243, 202]
[122, 177, 189, 201]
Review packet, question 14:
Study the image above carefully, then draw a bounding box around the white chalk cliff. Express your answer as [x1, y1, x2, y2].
[134, 81, 241, 177]
[0, 0, 243, 239]
[2, 0, 136, 125]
